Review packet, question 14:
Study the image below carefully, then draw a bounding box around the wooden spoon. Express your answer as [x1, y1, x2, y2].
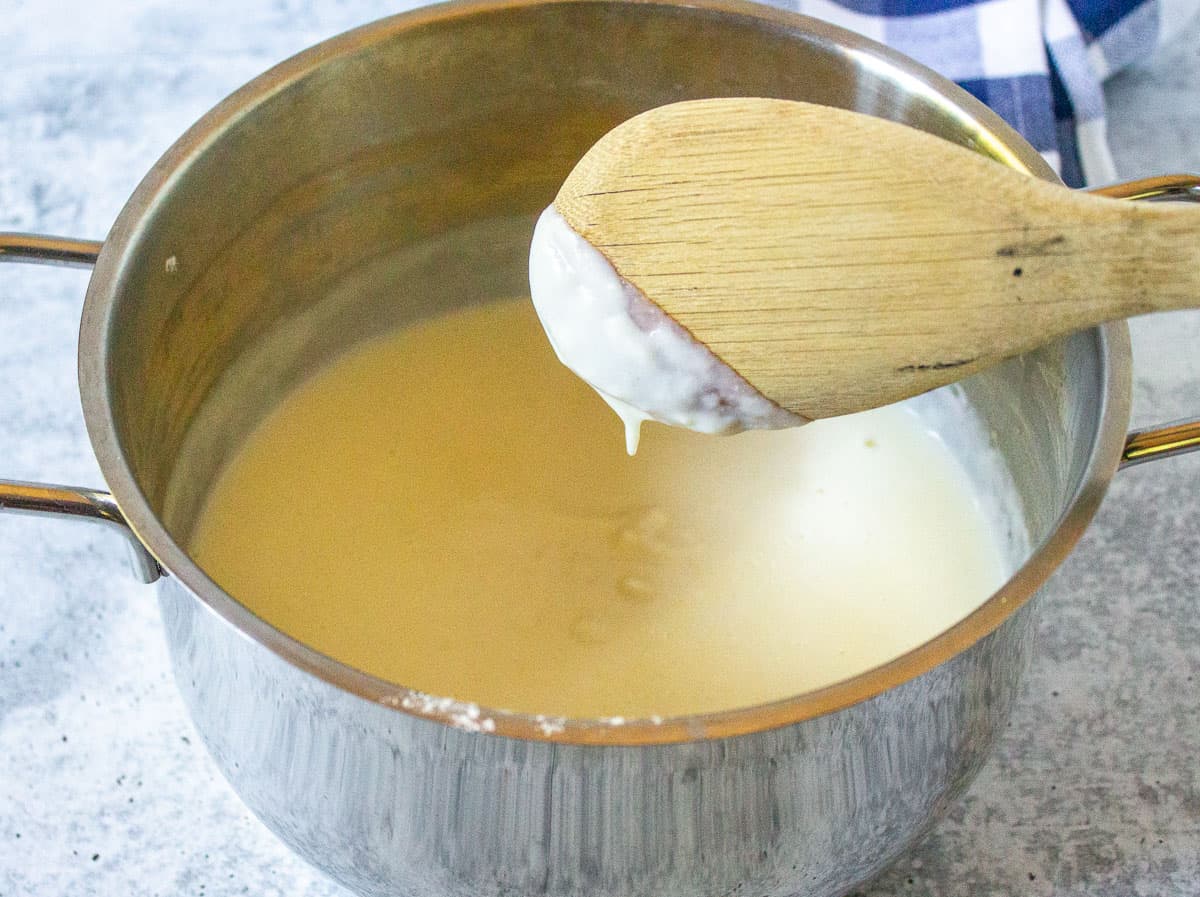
[553, 98, 1199, 420]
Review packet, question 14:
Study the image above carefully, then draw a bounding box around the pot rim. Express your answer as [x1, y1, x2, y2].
[78, 0, 1133, 746]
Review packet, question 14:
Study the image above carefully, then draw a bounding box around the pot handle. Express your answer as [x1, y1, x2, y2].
[0, 233, 161, 583]
[1086, 176, 1200, 469]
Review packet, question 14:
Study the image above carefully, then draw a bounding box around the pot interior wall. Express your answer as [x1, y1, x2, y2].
[97, 2, 1104, 568]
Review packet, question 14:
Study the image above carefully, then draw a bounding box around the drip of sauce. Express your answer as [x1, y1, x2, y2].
[529, 207, 805, 453]
[190, 298, 1007, 720]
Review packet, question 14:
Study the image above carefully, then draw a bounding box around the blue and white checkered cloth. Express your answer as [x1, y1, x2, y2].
[763, 0, 1198, 186]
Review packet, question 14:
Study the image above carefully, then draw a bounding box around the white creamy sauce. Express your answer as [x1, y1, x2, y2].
[190, 299, 1012, 721]
[529, 206, 805, 453]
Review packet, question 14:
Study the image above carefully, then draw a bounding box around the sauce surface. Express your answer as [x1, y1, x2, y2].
[190, 298, 1006, 719]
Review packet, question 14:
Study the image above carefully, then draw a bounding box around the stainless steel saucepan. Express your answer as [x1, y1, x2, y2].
[2, 2, 1198, 895]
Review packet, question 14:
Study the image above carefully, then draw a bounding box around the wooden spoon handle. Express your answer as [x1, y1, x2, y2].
[984, 176, 1199, 325]
[556, 99, 1200, 419]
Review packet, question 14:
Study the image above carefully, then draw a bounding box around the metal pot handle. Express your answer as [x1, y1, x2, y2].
[0, 233, 161, 582]
[1089, 175, 1200, 469]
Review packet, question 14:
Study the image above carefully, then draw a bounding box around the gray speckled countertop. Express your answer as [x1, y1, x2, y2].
[1, 3, 1198, 896]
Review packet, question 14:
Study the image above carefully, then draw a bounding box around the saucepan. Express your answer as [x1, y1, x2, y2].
[2, 1, 1198, 895]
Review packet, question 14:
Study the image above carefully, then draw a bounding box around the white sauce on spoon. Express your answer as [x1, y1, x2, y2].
[529, 206, 806, 453]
